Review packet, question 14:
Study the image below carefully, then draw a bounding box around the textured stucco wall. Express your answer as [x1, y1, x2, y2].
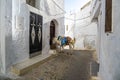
[0, 0, 12, 73]
[84, 35, 96, 49]
[0, 0, 1, 73]
[5, 0, 13, 72]
[0, 0, 64, 74]
[11, 0, 64, 65]
[97, 0, 120, 80]
[65, 2, 97, 50]
[65, 13, 75, 38]
[74, 2, 97, 50]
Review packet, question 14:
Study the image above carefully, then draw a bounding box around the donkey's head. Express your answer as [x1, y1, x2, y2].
[52, 37, 61, 45]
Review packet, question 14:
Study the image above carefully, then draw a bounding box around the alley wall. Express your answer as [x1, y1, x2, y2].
[75, 1, 97, 50]
[65, 13, 75, 38]
[0, 0, 12, 74]
[97, 0, 120, 80]
[0, 0, 65, 74]
[65, 1, 97, 50]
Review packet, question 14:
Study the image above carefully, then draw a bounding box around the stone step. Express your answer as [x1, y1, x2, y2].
[49, 50, 57, 55]
[91, 76, 100, 80]
[11, 53, 56, 76]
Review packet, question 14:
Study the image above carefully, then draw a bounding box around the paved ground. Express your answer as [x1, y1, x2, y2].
[0, 75, 11, 80]
[1, 50, 98, 80]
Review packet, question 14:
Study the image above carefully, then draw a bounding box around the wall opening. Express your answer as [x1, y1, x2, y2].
[50, 21, 56, 49]
[26, 0, 40, 9]
[26, 0, 36, 7]
[105, 0, 112, 32]
[29, 12, 43, 57]
[49, 20, 58, 49]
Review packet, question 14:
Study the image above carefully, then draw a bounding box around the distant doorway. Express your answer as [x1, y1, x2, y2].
[50, 21, 56, 49]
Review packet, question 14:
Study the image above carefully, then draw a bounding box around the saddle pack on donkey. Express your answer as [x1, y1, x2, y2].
[57, 36, 73, 46]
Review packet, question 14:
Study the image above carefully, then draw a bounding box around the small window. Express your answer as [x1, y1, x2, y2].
[26, 0, 36, 7]
[66, 25, 68, 31]
[105, 0, 112, 32]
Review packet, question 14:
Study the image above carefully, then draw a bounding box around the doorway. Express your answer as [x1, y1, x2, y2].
[50, 21, 56, 49]
[29, 12, 42, 57]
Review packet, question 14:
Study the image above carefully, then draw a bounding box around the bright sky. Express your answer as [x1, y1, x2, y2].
[65, 0, 89, 13]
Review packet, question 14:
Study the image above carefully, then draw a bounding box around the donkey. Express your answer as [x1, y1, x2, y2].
[53, 36, 76, 52]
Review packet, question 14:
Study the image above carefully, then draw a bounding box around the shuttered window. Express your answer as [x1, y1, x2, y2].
[105, 0, 112, 32]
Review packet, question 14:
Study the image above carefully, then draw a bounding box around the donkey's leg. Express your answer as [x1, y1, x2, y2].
[60, 46, 62, 53]
[69, 44, 72, 49]
[59, 45, 64, 53]
[62, 45, 64, 50]
[72, 43, 74, 49]
[68, 44, 72, 55]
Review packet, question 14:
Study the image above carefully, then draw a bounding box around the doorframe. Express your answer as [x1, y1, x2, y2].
[49, 19, 59, 49]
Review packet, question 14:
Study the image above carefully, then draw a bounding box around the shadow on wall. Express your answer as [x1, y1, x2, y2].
[90, 60, 99, 77]
[40, 0, 50, 15]
[44, 0, 51, 15]
[84, 36, 96, 50]
[0, 53, 1, 73]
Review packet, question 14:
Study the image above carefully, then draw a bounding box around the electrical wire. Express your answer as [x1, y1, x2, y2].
[64, 17, 75, 21]
[76, 23, 92, 29]
[76, 15, 90, 21]
[64, 15, 91, 21]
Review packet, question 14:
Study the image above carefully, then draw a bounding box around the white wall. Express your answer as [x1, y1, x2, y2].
[97, 0, 120, 80]
[0, 0, 12, 73]
[64, 2, 97, 50]
[0, 0, 1, 73]
[65, 13, 75, 38]
[74, 2, 97, 50]
[12, 0, 64, 65]
[0, 0, 64, 74]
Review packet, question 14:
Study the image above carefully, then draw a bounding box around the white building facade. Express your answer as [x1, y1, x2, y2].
[0, 0, 64, 74]
[65, 13, 75, 38]
[91, 0, 120, 80]
[65, 1, 97, 50]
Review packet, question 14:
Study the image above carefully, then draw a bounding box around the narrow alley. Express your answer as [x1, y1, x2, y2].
[11, 50, 96, 80]
[1, 0, 120, 80]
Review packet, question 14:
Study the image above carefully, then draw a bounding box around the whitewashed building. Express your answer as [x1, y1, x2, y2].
[65, 1, 97, 50]
[65, 13, 75, 39]
[0, 0, 64, 75]
[91, 0, 120, 80]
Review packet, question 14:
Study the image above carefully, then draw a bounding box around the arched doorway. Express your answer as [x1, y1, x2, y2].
[50, 21, 56, 49]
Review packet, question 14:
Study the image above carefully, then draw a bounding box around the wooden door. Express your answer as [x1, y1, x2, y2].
[29, 12, 42, 55]
[50, 21, 56, 49]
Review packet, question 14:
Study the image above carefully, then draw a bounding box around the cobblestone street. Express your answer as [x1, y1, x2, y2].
[13, 50, 96, 80]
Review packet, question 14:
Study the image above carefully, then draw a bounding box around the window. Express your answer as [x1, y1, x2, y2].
[26, 0, 36, 7]
[105, 0, 112, 32]
[66, 25, 68, 31]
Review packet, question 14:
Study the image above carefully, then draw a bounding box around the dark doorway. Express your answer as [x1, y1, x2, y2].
[29, 12, 42, 57]
[50, 21, 56, 49]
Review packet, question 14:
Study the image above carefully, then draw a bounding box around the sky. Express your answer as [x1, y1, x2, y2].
[65, 0, 89, 13]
